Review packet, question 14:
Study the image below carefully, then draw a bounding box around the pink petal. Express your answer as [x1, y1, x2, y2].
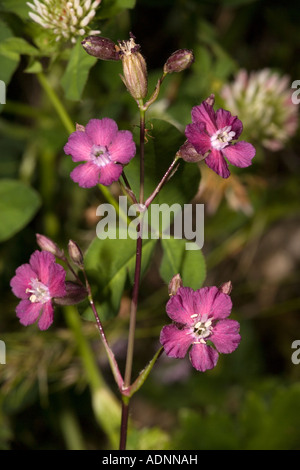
[191, 102, 217, 135]
[38, 301, 54, 330]
[215, 109, 243, 139]
[160, 324, 193, 358]
[16, 299, 42, 326]
[108, 130, 136, 164]
[189, 343, 219, 372]
[166, 287, 197, 325]
[210, 319, 241, 353]
[222, 141, 256, 168]
[10, 263, 37, 299]
[205, 149, 230, 178]
[185, 122, 212, 155]
[29, 251, 55, 285]
[98, 162, 123, 186]
[70, 162, 101, 188]
[64, 130, 93, 162]
[85, 118, 118, 147]
[48, 263, 66, 298]
[194, 287, 232, 322]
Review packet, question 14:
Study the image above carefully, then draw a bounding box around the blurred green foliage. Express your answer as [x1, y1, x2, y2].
[0, 0, 300, 450]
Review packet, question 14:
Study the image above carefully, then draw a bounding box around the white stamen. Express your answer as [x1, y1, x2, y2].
[210, 125, 236, 150]
[26, 278, 51, 304]
[192, 316, 213, 341]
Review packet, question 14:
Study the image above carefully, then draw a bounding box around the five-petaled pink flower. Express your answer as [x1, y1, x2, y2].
[160, 286, 241, 372]
[185, 100, 255, 178]
[64, 118, 136, 188]
[10, 251, 66, 330]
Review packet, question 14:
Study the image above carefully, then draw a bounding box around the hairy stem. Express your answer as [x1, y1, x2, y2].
[82, 269, 124, 391]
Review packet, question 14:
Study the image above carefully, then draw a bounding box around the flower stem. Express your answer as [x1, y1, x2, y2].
[138, 100, 146, 204]
[143, 72, 167, 111]
[119, 100, 147, 449]
[81, 268, 124, 391]
[145, 155, 180, 208]
[37, 72, 75, 134]
[119, 398, 130, 450]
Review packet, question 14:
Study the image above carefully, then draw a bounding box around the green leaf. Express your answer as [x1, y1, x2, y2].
[24, 59, 43, 74]
[160, 238, 206, 290]
[1, 0, 30, 19]
[98, 0, 136, 18]
[0, 37, 40, 59]
[61, 39, 97, 101]
[0, 179, 41, 242]
[125, 119, 200, 232]
[129, 347, 163, 398]
[84, 232, 157, 320]
[0, 53, 18, 87]
[0, 22, 20, 112]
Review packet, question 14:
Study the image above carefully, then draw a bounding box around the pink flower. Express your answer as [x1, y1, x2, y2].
[64, 118, 136, 188]
[10, 251, 66, 330]
[185, 100, 256, 178]
[160, 286, 241, 372]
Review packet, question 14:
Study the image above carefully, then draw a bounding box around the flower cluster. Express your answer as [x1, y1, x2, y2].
[64, 118, 136, 188]
[10, 250, 66, 330]
[27, 0, 101, 44]
[160, 284, 241, 372]
[184, 99, 256, 178]
[221, 68, 298, 151]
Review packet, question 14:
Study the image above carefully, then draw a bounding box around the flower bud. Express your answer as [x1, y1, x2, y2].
[76, 123, 85, 132]
[81, 36, 120, 61]
[118, 35, 147, 100]
[177, 141, 206, 163]
[54, 281, 87, 306]
[205, 94, 215, 107]
[36, 233, 65, 258]
[168, 274, 183, 296]
[163, 49, 194, 74]
[219, 281, 232, 295]
[68, 240, 84, 268]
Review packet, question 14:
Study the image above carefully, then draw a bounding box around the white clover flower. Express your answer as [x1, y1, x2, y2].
[221, 69, 298, 151]
[27, 0, 101, 44]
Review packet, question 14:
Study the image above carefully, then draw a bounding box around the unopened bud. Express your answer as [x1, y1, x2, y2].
[118, 35, 147, 100]
[219, 281, 232, 295]
[36, 233, 64, 258]
[81, 36, 120, 61]
[168, 273, 183, 296]
[54, 281, 88, 306]
[76, 123, 85, 132]
[205, 94, 215, 107]
[177, 141, 206, 163]
[163, 49, 194, 74]
[68, 240, 84, 268]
